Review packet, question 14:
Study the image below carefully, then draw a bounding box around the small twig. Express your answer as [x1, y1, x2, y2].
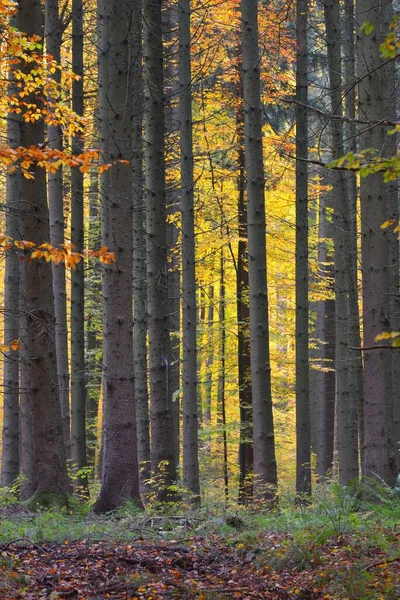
[184, 588, 249, 594]
[349, 345, 400, 351]
[364, 557, 400, 571]
[0, 538, 47, 552]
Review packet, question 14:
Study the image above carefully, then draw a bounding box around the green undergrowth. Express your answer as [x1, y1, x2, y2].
[0, 478, 398, 546]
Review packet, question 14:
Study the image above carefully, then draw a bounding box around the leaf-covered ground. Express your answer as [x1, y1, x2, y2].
[1, 531, 399, 599]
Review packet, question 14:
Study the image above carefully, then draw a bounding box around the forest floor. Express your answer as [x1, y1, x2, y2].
[0, 486, 399, 599]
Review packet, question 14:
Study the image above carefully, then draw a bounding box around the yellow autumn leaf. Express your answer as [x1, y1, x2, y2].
[380, 219, 395, 229]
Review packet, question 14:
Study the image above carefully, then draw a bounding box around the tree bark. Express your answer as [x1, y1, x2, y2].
[241, 0, 278, 501]
[179, 0, 200, 501]
[144, 0, 178, 494]
[19, 0, 69, 500]
[356, 0, 397, 486]
[132, 0, 150, 491]
[1, 10, 22, 486]
[45, 0, 70, 454]
[97, 0, 110, 484]
[164, 1, 181, 475]
[343, 0, 365, 475]
[217, 250, 229, 504]
[71, 0, 88, 491]
[236, 93, 253, 502]
[94, 0, 141, 511]
[204, 284, 214, 431]
[313, 185, 335, 480]
[295, 0, 311, 497]
[324, 0, 359, 484]
[85, 166, 102, 468]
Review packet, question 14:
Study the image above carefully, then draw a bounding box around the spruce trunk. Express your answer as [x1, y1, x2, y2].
[179, 0, 200, 501]
[241, 0, 277, 501]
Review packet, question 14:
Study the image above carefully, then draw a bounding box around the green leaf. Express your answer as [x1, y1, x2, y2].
[360, 21, 374, 35]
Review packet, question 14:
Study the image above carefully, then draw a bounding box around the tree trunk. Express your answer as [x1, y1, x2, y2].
[204, 284, 214, 430]
[241, 0, 278, 501]
[236, 94, 253, 503]
[343, 0, 365, 475]
[45, 0, 70, 454]
[85, 167, 102, 469]
[381, 0, 400, 476]
[164, 1, 181, 475]
[19, 298, 35, 500]
[217, 251, 229, 504]
[1, 10, 22, 486]
[324, 0, 359, 484]
[313, 186, 335, 480]
[295, 0, 311, 497]
[179, 0, 200, 501]
[356, 0, 396, 486]
[144, 0, 178, 494]
[71, 0, 88, 492]
[97, 0, 110, 484]
[19, 0, 69, 501]
[94, 0, 141, 511]
[132, 0, 150, 490]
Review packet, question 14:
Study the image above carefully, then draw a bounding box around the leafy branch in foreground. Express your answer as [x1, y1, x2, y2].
[0, 238, 116, 268]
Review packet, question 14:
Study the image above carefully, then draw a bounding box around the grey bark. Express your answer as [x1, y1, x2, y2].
[144, 0, 178, 493]
[71, 0, 87, 490]
[343, 0, 365, 471]
[204, 284, 214, 429]
[295, 0, 311, 497]
[97, 0, 110, 483]
[236, 93, 253, 502]
[19, 300, 35, 499]
[217, 250, 229, 503]
[324, 0, 359, 483]
[241, 0, 278, 500]
[132, 0, 150, 490]
[164, 1, 181, 474]
[356, 0, 397, 486]
[381, 0, 400, 475]
[94, 0, 141, 511]
[45, 0, 70, 453]
[19, 0, 69, 498]
[85, 167, 102, 468]
[1, 12, 22, 486]
[179, 0, 200, 501]
[313, 187, 335, 480]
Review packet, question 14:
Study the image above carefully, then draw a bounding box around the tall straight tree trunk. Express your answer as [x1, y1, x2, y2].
[324, 0, 359, 483]
[236, 95, 253, 502]
[381, 0, 400, 475]
[71, 0, 87, 490]
[164, 2, 181, 473]
[132, 0, 150, 490]
[356, 0, 396, 486]
[97, 0, 111, 483]
[241, 0, 277, 501]
[144, 0, 178, 493]
[19, 295, 35, 500]
[295, 0, 311, 497]
[313, 186, 335, 480]
[85, 167, 102, 468]
[94, 0, 141, 511]
[179, 0, 200, 501]
[204, 284, 214, 429]
[217, 250, 229, 503]
[45, 0, 70, 453]
[343, 0, 365, 472]
[19, 0, 69, 501]
[1, 16, 22, 485]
